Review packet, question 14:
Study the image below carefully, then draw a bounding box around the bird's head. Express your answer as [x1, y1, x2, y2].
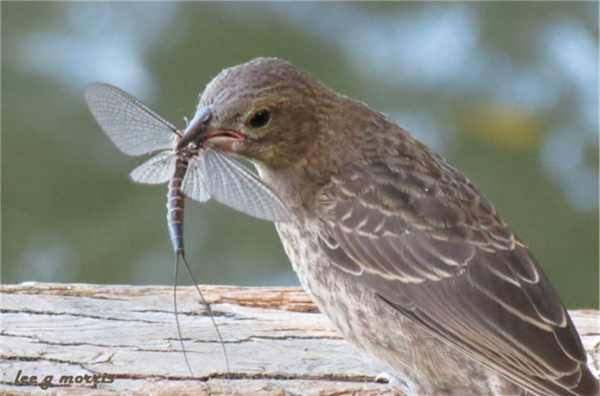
[179, 58, 326, 171]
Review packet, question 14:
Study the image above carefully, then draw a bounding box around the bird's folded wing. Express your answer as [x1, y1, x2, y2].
[317, 154, 598, 396]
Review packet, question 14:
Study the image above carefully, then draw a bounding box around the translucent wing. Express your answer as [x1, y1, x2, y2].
[129, 150, 177, 185]
[85, 83, 178, 156]
[181, 156, 210, 202]
[202, 149, 291, 222]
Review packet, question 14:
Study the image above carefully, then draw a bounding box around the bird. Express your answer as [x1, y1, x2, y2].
[180, 57, 599, 396]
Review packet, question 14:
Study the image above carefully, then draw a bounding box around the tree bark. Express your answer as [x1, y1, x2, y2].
[1, 283, 599, 396]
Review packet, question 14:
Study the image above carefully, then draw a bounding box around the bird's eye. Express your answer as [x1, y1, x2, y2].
[248, 109, 271, 128]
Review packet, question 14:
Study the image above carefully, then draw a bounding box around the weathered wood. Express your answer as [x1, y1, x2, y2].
[1, 283, 599, 396]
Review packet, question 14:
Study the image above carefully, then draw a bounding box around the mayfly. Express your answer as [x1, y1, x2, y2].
[84, 83, 290, 374]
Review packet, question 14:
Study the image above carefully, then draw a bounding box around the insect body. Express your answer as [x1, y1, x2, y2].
[167, 157, 188, 256]
[84, 83, 290, 374]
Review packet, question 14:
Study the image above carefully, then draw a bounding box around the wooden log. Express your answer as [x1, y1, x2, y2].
[1, 283, 598, 395]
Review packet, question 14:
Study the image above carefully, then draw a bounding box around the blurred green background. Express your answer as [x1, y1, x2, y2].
[2, 2, 598, 308]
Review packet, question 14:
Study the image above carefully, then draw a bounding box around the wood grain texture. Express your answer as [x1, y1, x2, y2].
[1, 283, 598, 395]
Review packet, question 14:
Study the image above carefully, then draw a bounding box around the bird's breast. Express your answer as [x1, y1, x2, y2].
[274, 220, 528, 396]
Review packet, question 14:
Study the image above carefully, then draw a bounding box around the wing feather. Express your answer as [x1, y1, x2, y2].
[317, 156, 597, 396]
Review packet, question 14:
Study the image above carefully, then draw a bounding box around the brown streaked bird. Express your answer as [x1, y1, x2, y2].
[182, 57, 598, 396]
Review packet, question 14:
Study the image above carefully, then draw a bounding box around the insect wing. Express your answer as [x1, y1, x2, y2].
[129, 151, 177, 185]
[85, 83, 178, 156]
[203, 149, 291, 222]
[182, 156, 210, 202]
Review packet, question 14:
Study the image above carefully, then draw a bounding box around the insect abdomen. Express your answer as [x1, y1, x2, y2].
[167, 158, 189, 256]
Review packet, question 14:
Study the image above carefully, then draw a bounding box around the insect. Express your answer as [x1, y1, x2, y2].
[84, 83, 290, 374]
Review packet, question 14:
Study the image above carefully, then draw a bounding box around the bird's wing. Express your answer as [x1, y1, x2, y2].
[317, 153, 597, 396]
[85, 83, 178, 156]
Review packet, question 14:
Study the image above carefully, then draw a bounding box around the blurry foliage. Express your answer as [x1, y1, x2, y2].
[2, 2, 598, 308]
[457, 102, 544, 148]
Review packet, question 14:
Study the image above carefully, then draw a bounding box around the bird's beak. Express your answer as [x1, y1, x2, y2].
[177, 105, 213, 150]
[177, 105, 245, 152]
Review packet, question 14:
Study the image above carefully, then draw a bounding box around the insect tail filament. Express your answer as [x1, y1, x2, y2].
[174, 253, 231, 374]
